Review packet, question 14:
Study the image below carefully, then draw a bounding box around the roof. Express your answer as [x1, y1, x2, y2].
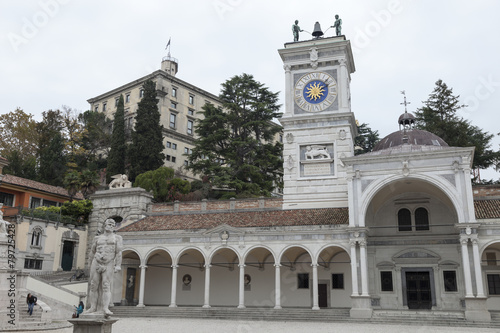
[474, 199, 500, 220]
[1, 174, 84, 200]
[119, 208, 349, 232]
[373, 129, 448, 152]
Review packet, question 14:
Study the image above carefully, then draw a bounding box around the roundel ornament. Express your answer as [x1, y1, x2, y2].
[294, 72, 337, 112]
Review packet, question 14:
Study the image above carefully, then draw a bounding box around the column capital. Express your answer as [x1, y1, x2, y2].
[358, 240, 367, 247]
[204, 264, 212, 268]
[283, 64, 291, 72]
[310, 263, 318, 268]
[471, 238, 479, 246]
[238, 264, 246, 268]
[171, 264, 178, 269]
[274, 263, 281, 268]
[461, 238, 469, 246]
[139, 265, 148, 269]
[349, 240, 358, 247]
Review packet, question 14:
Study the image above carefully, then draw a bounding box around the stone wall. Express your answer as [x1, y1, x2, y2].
[151, 197, 283, 214]
[473, 185, 500, 198]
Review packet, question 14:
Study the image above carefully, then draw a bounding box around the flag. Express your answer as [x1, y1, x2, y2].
[165, 38, 171, 50]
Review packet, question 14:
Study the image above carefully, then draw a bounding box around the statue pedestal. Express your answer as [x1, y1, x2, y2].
[69, 314, 118, 333]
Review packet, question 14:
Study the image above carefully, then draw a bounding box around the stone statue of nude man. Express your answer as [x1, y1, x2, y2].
[86, 218, 123, 315]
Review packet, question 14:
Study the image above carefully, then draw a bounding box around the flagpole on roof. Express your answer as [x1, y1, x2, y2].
[166, 38, 171, 58]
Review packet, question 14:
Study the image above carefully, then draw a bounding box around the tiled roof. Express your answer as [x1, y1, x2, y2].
[120, 207, 349, 232]
[474, 199, 500, 220]
[1, 174, 84, 199]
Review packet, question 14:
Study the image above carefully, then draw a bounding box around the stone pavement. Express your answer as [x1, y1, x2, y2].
[9, 318, 500, 333]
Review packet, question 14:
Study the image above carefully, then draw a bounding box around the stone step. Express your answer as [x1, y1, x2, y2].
[108, 306, 500, 329]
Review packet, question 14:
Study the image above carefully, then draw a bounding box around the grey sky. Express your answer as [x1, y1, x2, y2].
[1, 0, 499, 179]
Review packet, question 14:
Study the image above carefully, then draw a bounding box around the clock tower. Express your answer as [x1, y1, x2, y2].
[278, 35, 356, 209]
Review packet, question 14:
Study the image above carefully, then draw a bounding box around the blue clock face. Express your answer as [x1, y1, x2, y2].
[294, 72, 337, 112]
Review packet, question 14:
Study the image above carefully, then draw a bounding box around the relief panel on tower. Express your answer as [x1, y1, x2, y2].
[293, 70, 338, 114]
[299, 143, 335, 178]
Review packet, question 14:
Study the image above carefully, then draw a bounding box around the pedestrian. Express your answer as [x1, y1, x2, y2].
[26, 293, 37, 316]
[74, 301, 84, 318]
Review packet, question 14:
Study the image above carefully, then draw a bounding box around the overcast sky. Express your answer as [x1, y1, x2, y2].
[1, 0, 499, 180]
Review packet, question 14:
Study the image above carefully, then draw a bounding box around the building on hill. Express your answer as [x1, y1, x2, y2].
[87, 56, 222, 180]
[84, 35, 500, 322]
[0, 160, 87, 272]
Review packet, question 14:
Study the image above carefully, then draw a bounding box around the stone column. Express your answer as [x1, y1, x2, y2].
[136, 265, 147, 307]
[284, 65, 292, 115]
[359, 240, 369, 296]
[338, 58, 349, 109]
[472, 239, 485, 297]
[274, 264, 282, 309]
[350, 240, 359, 296]
[238, 264, 245, 308]
[461, 238, 474, 297]
[312, 263, 319, 310]
[169, 265, 178, 307]
[203, 264, 211, 308]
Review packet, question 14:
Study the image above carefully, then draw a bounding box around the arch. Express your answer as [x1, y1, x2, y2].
[359, 174, 465, 227]
[479, 240, 500, 258]
[243, 244, 277, 264]
[144, 247, 174, 263]
[316, 244, 350, 267]
[174, 246, 207, 266]
[278, 245, 315, 265]
[207, 245, 241, 265]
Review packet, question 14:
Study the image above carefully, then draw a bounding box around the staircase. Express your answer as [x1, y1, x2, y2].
[110, 306, 500, 329]
[17, 302, 45, 327]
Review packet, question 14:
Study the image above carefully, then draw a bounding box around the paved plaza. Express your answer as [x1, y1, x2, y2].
[11, 318, 500, 333]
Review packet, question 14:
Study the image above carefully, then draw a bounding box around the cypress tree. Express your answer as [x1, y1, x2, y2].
[129, 80, 165, 180]
[107, 95, 126, 177]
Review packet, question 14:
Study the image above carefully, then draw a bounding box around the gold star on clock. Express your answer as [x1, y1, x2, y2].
[305, 82, 325, 101]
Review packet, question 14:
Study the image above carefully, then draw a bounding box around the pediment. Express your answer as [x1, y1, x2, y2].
[202, 224, 245, 237]
[393, 248, 441, 264]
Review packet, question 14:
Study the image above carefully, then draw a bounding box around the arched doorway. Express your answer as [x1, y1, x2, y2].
[317, 246, 351, 308]
[280, 246, 313, 308]
[144, 249, 173, 305]
[176, 248, 205, 306]
[209, 247, 239, 306]
[121, 250, 141, 306]
[243, 247, 276, 307]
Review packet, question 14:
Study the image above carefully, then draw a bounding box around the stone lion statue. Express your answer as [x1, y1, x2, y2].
[108, 174, 132, 189]
[305, 145, 331, 160]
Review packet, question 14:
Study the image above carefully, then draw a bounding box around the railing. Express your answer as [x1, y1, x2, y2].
[21, 208, 82, 226]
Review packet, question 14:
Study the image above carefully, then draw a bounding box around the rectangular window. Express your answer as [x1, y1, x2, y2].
[115, 98, 119, 107]
[188, 109, 194, 116]
[172, 87, 177, 97]
[184, 160, 188, 166]
[166, 141, 171, 148]
[189, 95, 194, 105]
[443, 271, 457, 292]
[94, 105, 99, 112]
[0, 192, 15, 206]
[172, 143, 177, 150]
[487, 274, 500, 295]
[24, 259, 43, 270]
[332, 273, 344, 289]
[297, 273, 309, 289]
[187, 120, 193, 135]
[140, 89, 144, 98]
[380, 271, 393, 291]
[42, 199, 58, 207]
[30, 197, 42, 209]
[172, 156, 176, 163]
[103, 102, 107, 112]
[126, 94, 130, 103]
[170, 101, 177, 109]
[184, 147, 189, 154]
[486, 252, 497, 266]
[166, 155, 171, 161]
[170, 113, 177, 129]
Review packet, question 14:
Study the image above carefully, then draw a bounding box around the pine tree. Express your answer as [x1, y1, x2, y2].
[37, 110, 67, 186]
[107, 95, 126, 178]
[129, 80, 165, 180]
[188, 73, 283, 197]
[415, 79, 500, 173]
[354, 123, 380, 155]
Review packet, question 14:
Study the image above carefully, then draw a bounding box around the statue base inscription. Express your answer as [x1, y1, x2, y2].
[69, 314, 118, 333]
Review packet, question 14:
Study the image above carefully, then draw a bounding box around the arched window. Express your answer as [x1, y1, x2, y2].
[398, 208, 412, 231]
[31, 228, 42, 246]
[415, 207, 429, 231]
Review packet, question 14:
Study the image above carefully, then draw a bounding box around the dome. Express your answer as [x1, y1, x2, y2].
[373, 128, 449, 151]
[398, 112, 415, 126]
